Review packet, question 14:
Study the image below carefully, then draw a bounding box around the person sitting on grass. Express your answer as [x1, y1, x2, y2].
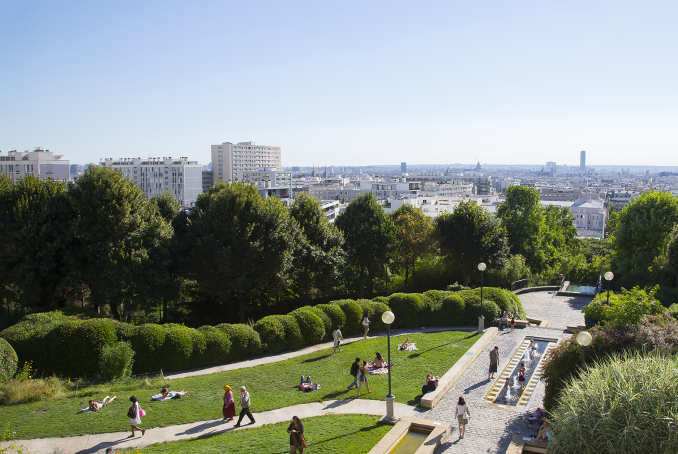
[369, 352, 386, 368]
[421, 374, 438, 394]
[80, 396, 117, 412]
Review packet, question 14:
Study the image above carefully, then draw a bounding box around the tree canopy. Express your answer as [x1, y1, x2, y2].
[389, 204, 435, 289]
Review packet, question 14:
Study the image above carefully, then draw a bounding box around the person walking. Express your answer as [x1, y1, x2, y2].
[288, 415, 306, 453]
[234, 386, 255, 427]
[332, 325, 344, 355]
[454, 396, 471, 439]
[362, 313, 371, 339]
[357, 360, 371, 396]
[127, 395, 145, 438]
[222, 385, 236, 421]
[488, 346, 499, 380]
[347, 357, 361, 390]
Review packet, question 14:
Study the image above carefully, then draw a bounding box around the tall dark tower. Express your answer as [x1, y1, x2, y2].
[580, 151, 586, 171]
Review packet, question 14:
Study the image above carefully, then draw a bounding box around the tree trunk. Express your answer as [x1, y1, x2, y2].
[238, 294, 246, 323]
[405, 266, 409, 290]
[367, 267, 374, 297]
[359, 265, 365, 299]
[162, 299, 168, 322]
[412, 260, 416, 289]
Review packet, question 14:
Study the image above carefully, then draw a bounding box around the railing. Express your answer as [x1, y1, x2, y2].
[510, 277, 559, 292]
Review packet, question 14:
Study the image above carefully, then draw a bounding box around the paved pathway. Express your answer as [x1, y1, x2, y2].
[415, 292, 587, 454]
[11, 399, 419, 454]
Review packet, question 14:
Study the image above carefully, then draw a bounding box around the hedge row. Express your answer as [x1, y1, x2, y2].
[0, 287, 524, 378]
[0, 337, 18, 381]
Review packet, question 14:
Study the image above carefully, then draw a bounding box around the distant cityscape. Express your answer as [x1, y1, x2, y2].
[2, 143, 678, 241]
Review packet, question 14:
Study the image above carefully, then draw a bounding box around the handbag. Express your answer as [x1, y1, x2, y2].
[463, 411, 470, 420]
[300, 433, 308, 448]
[127, 406, 137, 418]
[139, 408, 146, 418]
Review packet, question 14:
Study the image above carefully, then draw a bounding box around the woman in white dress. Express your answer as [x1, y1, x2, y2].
[127, 395, 145, 437]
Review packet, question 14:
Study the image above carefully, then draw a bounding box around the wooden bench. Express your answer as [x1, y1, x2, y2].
[505, 435, 548, 454]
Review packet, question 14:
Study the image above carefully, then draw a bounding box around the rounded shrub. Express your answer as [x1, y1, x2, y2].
[0, 337, 18, 381]
[481, 288, 525, 319]
[160, 324, 194, 372]
[291, 307, 325, 345]
[304, 306, 332, 340]
[280, 315, 305, 350]
[356, 299, 390, 333]
[253, 315, 287, 354]
[189, 329, 207, 368]
[99, 341, 135, 381]
[130, 323, 167, 374]
[196, 326, 232, 367]
[422, 290, 453, 306]
[115, 322, 137, 342]
[44, 319, 81, 376]
[330, 299, 363, 335]
[440, 294, 466, 325]
[548, 351, 678, 454]
[456, 290, 500, 325]
[315, 304, 346, 331]
[668, 303, 678, 321]
[387, 293, 426, 328]
[216, 324, 263, 360]
[68, 318, 118, 377]
[372, 296, 389, 304]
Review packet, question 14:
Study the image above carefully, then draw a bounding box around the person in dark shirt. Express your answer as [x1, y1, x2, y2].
[347, 357, 361, 390]
[288, 416, 305, 453]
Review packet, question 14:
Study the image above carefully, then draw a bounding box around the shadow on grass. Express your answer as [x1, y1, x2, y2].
[301, 354, 332, 363]
[408, 342, 455, 358]
[322, 389, 355, 400]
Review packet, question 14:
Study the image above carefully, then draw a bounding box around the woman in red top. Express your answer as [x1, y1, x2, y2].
[222, 385, 236, 421]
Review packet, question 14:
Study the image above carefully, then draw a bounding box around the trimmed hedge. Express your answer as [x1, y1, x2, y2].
[280, 315, 305, 350]
[356, 299, 390, 333]
[216, 324, 262, 360]
[304, 306, 333, 340]
[315, 304, 346, 331]
[387, 293, 427, 328]
[196, 326, 232, 367]
[160, 324, 195, 371]
[330, 300, 363, 335]
[130, 324, 166, 373]
[0, 337, 18, 381]
[71, 319, 118, 377]
[290, 308, 326, 345]
[253, 315, 287, 354]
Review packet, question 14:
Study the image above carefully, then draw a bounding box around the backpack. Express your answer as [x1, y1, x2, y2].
[127, 405, 137, 419]
[350, 362, 360, 376]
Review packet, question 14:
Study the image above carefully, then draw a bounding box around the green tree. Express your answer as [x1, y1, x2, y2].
[389, 204, 435, 289]
[289, 193, 345, 300]
[435, 199, 509, 285]
[542, 204, 578, 269]
[666, 224, 678, 286]
[149, 190, 181, 223]
[68, 165, 173, 319]
[187, 183, 302, 322]
[496, 186, 546, 271]
[335, 192, 398, 299]
[613, 190, 678, 283]
[0, 175, 74, 309]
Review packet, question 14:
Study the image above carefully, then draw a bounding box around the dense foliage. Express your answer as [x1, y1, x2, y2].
[0, 337, 18, 381]
[548, 352, 678, 454]
[582, 285, 665, 326]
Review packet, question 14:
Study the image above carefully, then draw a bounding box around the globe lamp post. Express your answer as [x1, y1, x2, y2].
[576, 331, 592, 367]
[381, 310, 397, 423]
[604, 271, 614, 305]
[478, 262, 486, 332]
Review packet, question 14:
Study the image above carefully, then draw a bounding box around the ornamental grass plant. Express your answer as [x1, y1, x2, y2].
[548, 351, 678, 454]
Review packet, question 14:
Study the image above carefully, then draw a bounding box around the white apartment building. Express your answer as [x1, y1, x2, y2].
[570, 198, 607, 237]
[102, 157, 202, 207]
[321, 200, 340, 222]
[211, 141, 282, 183]
[308, 184, 368, 203]
[0, 148, 70, 182]
[236, 169, 292, 198]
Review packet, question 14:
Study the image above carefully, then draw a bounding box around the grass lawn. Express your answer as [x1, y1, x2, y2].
[0, 330, 478, 439]
[139, 414, 391, 454]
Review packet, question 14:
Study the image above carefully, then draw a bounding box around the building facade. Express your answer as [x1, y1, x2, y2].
[211, 141, 282, 184]
[102, 157, 202, 207]
[236, 169, 292, 198]
[0, 148, 70, 182]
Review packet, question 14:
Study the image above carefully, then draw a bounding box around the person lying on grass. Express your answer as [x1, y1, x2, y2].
[398, 338, 417, 351]
[79, 396, 117, 412]
[152, 388, 188, 401]
[299, 376, 321, 392]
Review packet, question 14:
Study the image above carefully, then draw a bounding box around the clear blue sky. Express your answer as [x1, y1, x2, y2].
[1, 1, 677, 167]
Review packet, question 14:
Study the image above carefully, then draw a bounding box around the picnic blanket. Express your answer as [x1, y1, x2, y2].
[366, 363, 390, 375]
[77, 407, 92, 413]
[398, 344, 418, 351]
[151, 394, 165, 401]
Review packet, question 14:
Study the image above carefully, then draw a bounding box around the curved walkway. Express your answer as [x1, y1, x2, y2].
[12, 399, 419, 454]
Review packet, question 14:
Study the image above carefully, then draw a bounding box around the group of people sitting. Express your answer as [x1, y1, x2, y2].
[299, 375, 322, 392]
[498, 309, 515, 330]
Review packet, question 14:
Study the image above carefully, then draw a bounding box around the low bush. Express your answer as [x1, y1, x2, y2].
[280, 315, 305, 349]
[330, 300, 363, 335]
[315, 304, 346, 331]
[160, 324, 195, 372]
[130, 324, 166, 374]
[387, 293, 426, 328]
[548, 351, 678, 454]
[196, 326, 232, 366]
[541, 314, 678, 410]
[667, 303, 678, 321]
[421, 293, 465, 327]
[189, 328, 207, 368]
[215, 324, 262, 360]
[290, 307, 326, 345]
[304, 306, 333, 340]
[253, 315, 287, 354]
[0, 337, 18, 381]
[582, 285, 665, 326]
[71, 318, 118, 377]
[456, 290, 501, 325]
[0, 375, 67, 405]
[356, 299, 390, 333]
[99, 342, 135, 380]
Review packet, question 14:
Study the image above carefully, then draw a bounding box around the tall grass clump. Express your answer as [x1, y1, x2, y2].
[99, 342, 135, 381]
[548, 351, 678, 454]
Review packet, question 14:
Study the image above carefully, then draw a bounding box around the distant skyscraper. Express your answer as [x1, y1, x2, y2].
[401, 162, 407, 173]
[580, 151, 586, 171]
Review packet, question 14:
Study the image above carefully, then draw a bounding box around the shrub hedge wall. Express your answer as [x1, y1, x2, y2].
[0, 337, 18, 381]
[0, 287, 524, 378]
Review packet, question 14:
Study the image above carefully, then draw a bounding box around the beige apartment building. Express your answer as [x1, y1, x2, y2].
[211, 141, 282, 184]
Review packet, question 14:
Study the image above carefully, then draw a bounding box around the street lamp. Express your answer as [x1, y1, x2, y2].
[576, 331, 592, 367]
[604, 271, 614, 304]
[478, 262, 486, 332]
[381, 310, 396, 423]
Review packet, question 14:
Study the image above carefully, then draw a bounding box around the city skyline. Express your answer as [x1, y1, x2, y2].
[1, 1, 677, 167]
